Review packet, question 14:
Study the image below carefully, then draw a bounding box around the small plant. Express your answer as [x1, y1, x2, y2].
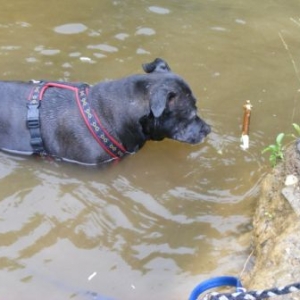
[291, 123, 300, 138]
[262, 132, 285, 167]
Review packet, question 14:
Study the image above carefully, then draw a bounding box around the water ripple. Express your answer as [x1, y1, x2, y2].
[54, 23, 87, 34]
[87, 44, 118, 53]
[148, 6, 171, 15]
[135, 27, 156, 36]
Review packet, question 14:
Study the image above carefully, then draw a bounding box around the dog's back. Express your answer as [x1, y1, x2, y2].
[0, 81, 34, 154]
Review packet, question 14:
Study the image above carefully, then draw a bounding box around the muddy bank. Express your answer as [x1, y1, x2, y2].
[242, 142, 300, 299]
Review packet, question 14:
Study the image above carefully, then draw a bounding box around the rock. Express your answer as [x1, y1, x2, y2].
[284, 174, 298, 186]
[282, 186, 300, 217]
[242, 142, 300, 299]
[296, 139, 300, 154]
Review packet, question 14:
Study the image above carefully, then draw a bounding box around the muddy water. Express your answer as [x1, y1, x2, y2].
[1, 1, 300, 299]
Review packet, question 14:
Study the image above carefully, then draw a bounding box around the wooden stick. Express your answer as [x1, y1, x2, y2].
[242, 100, 252, 136]
[240, 100, 252, 150]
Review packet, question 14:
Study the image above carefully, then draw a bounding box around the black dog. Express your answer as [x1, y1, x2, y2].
[0, 58, 211, 165]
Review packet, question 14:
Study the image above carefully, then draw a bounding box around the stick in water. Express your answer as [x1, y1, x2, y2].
[240, 100, 252, 150]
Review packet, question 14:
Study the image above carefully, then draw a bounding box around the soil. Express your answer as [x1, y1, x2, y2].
[242, 141, 300, 299]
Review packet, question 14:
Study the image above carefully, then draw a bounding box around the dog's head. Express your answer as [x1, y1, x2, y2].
[140, 58, 211, 144]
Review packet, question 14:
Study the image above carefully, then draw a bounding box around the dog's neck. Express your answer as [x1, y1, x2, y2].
[89, 82, 150, 153]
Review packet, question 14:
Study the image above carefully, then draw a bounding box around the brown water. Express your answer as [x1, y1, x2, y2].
[1, 1, 300, 299]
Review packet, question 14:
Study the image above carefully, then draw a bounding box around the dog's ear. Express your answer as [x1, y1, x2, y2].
[142, 58, 171, 73]
[150, 88, 175, 117]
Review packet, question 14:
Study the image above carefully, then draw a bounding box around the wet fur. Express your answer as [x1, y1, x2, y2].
[0, 58, 211, 164]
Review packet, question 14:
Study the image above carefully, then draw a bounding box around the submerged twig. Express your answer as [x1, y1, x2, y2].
[279, 27, 300, 122]
[278, 31, 300, 85]
[240, 249, 254, 278]
[290, 17, 300, 28]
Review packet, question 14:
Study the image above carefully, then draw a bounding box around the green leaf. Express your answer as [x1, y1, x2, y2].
[292, 123, 300, 136]
[269, 156, 276, 167]
[278, 152, 284, 159]
[262, 148, 270, 154]
[276, 133, 285, 145]
[262, 145, 275, 154]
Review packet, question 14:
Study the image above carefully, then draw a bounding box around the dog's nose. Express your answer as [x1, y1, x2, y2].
[202, 122, 211, 135]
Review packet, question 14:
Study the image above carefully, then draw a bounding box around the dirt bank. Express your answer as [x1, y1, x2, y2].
[242, 141, 300, 299]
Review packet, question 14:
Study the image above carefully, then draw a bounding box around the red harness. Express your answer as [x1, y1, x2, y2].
[26, 81, 127, 160]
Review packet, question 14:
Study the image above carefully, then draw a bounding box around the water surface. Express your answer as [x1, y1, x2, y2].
[1, 1, 300, 299]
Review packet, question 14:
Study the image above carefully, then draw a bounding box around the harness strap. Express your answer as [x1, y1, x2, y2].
[26, 81, 127, 159]
[26, 82, 46, 154]
[74, 85, 127, 159]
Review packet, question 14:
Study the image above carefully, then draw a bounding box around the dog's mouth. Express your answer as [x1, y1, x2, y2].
[173, 131, 209, 144]
[140, 113, 211, 144]
[172, 120, 211, 144]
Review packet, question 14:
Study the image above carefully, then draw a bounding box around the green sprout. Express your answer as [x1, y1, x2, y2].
[262, 132, 285, 167]
[291, 123, 300, 138]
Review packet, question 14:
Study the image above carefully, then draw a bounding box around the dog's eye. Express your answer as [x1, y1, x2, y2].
[168, 92, 177, 101]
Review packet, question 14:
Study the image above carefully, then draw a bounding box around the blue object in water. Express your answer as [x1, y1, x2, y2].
[189, 276, 243, 300]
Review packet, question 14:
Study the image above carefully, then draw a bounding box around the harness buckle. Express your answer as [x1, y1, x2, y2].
[26, 94, 44, 154]
[30, 136, 44, 150]
[26, 102, 40, 129]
